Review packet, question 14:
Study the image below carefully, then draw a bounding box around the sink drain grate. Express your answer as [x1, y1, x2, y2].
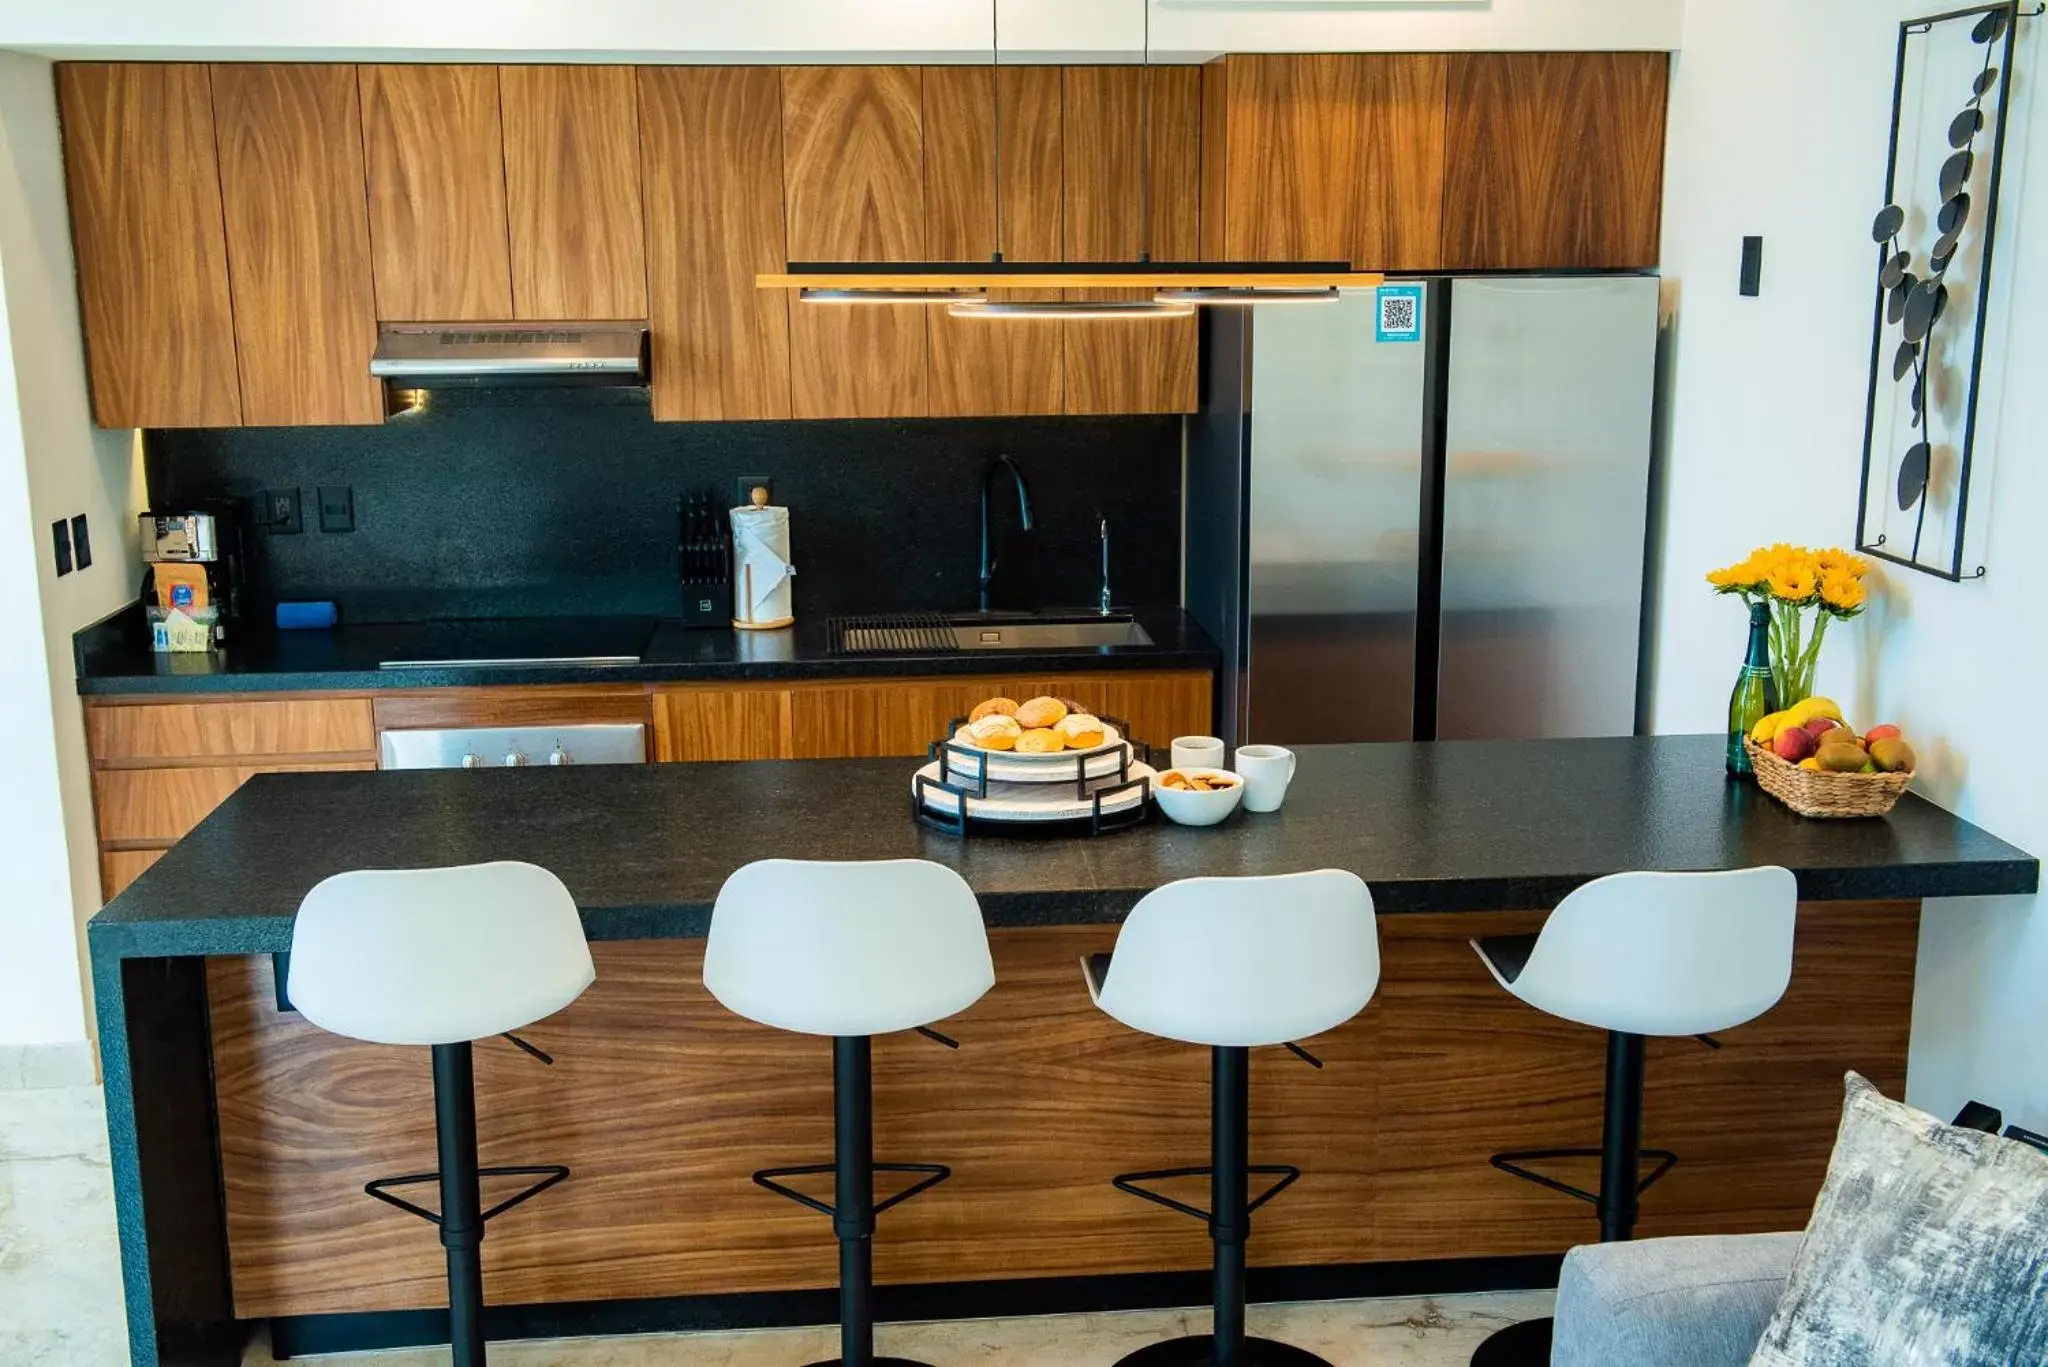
[829, 613, 960, 654]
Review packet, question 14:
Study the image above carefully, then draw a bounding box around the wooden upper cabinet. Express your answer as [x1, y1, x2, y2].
[1061, 66, 1200, 416]
[211, 64, 383, 426]
[1441, 52, 1669, 271]
[358, 65, 514, 321]
[499, 66, 647, 320]
[780, 66, 928, 419]
[923, 65, 1064, 417]
[639, 67, 791, 421]
[57, 63, 242, 428]
[1203, 54, 1447, 271]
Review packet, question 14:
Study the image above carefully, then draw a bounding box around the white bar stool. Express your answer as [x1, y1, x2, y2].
[1083, 869, 1381, 1367]
[1467, 865, 1799, 1366]
[286, 861, 595, 1367]
[704, 858, 995, 1367]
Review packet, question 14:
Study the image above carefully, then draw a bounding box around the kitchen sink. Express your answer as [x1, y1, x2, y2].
[830, 612, 1153, 654]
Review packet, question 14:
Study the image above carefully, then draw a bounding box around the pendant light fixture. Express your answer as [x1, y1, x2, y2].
[762, 0, 1381, 305]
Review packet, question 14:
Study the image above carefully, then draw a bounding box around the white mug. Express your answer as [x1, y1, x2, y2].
[1169, 735, 1226, 771]
[1235, 744, 1297, 813]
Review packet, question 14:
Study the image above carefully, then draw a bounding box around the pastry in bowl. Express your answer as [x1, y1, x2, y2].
[1016, 727, 1065, 754]
[1014, 696, 1068, 730]
[1056, 713, 1106, 749]
[1153, 768, 1244, 826]
[969, 696, 1020, 723]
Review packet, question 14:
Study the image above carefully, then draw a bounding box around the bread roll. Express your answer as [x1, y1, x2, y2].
[1057, 713, 1106, 749]
[969, 696, 1020, 723]
[967, 714, 1022, 750]
[1014, 695, 1068, 729]
[1015, 727, 1065, 754]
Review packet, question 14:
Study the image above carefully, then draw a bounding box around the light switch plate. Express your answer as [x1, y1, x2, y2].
[317, 485, 354, 533]
[70, 513, 91, 570]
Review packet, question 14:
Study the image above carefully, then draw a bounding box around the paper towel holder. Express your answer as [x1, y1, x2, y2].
[732, 486, 796, 632]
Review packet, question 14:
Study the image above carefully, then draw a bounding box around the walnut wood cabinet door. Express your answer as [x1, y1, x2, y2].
[639, 67, 792, 421]
[922, 65, 1065, 417]
[499, 65, 648, 320]
[780, 66, 929, 419]
[1202, 54, 1448, 273]
[210, 64, 384, 426]
[358, 64, 514, 321]
[1061, 66, 1200, 416]
[1440, 52, 1669, 271]
[57, 63, 243, 428]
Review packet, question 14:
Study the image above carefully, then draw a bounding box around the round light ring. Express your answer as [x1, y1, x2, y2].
[799, 288, 989, 305]
[948, 299, 1195, 320]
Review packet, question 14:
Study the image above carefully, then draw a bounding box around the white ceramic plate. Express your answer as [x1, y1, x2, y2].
[913, 760, 1156, 823]
[935, 723, 1130, 784]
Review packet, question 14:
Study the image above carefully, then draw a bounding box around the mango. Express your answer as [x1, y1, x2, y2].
[1798, 758, 1822, 772]
[1774, 726, 1817, 762]
[1865, 724, 1903, 744]
[1869, 738, 1916, 773]
[1816, 743, 1869, 773]
[1804, 717, 1842, 741]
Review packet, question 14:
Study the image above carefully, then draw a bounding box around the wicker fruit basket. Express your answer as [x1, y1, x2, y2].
[1746, 741, 1912, 819]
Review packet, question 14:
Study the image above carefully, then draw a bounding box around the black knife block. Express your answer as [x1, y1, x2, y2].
[677, 491, 734, 628]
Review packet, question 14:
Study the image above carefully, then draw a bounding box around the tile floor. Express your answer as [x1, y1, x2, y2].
[2, 1086, 1551, 1366]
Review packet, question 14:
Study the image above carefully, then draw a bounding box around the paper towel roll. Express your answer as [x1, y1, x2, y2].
[730, 498, 795, 629]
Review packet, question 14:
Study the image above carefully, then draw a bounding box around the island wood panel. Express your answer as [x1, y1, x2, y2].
[204, 902, 1918, 1317]
[1208, 54, 1447, 272]
[210, 64, 383, 426]
[95, 762, 376, 846]
[922, 65, 1065, 417]
[499, 66, 647, 321]
[56, 63, 243, 429]
[783, 671, 1213, 760]
[1439, 52, 1669, 271]
[100, 847, 167, 901]
[781, 66, 930, 419]
[1061, 66, 1200, 416]
[87, 698, 376, 765]
[357, 65, 514, 321]
[650, 686, 794, 763]
[638, 66, 792, 421]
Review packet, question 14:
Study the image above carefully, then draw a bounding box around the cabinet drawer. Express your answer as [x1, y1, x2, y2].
[88, 699, 375, 763]
[96, 762, 374, 844]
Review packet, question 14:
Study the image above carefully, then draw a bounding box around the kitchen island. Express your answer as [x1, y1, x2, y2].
[91, 736, 2037, 1366]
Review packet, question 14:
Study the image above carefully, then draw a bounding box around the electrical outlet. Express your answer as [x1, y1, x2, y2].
[265, 488, 302, 534]
[317, 485, 355, 533]
[50, 518, 72, 576]
[70, 513, 92, 570]
[735, 475, 773, 509]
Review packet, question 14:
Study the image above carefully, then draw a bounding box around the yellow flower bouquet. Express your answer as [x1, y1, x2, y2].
[1707, 544, 1870, 705]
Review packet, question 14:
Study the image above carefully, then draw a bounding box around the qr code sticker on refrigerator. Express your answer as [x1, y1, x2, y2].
[1375, 284, 1423, 342]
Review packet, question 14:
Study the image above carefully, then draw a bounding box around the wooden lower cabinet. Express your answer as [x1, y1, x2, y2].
[204, 902, 1916, 1317]
[653, 670, 1213, 763]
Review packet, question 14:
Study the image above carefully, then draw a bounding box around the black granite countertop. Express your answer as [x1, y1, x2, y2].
[89, 735, 2037, 959]
[73, 606, 1216, 695]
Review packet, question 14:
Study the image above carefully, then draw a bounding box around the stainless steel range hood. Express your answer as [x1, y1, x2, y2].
[370, 321, 648, 389]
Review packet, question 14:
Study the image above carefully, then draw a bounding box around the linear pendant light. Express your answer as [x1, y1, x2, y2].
[767, 1, 1381, 309]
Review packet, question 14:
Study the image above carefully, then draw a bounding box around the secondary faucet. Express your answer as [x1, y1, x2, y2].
[978, 454, 1034, 612]
[1099, 517, 1113, 615]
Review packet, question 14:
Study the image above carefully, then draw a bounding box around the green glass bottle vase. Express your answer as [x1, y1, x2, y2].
[1727, 600, 1780, 778]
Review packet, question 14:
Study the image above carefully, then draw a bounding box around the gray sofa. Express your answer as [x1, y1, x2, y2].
[1552, 1232, 1802, 1367]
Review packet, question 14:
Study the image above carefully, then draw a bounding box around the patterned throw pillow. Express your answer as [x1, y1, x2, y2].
[1750, 1073, 2048, 1366]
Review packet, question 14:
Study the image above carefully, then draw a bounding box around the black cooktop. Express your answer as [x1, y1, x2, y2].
[368, 616, 658, 668]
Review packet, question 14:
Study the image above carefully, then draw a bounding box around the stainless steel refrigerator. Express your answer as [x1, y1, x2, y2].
[1186, 276, 1660, 746]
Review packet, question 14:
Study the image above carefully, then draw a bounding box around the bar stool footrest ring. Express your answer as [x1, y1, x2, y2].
[752, 1161, 953, 1220]
[1488, 1147, 1678, 1204]
[1111, 1163, 1302, 1223]
[1110, 1333, 1336, 1366]
[363, 1163, 571, 1226]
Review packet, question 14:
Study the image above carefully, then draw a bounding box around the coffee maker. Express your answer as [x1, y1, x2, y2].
[139, 502, 247, 646]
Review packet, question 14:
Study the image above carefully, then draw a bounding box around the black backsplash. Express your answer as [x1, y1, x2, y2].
[146, 390, 1183, 622]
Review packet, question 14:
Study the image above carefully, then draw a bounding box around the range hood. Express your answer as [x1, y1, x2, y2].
[370, 321, 648, 389]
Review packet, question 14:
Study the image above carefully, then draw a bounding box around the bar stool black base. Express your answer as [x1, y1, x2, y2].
[1112, 1335, 1335, 1367]
[798, 1359, 936, 1367]
[1469, 1315, 1553, 1365]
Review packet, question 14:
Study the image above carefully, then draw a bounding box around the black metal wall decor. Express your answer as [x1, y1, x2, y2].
[1856, 2, 2033, 581]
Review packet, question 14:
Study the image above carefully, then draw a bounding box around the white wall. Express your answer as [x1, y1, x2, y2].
[0, 50, 143, 1048]
[1653, 2, 2046, 1128]
[0, 0, 1682, 62]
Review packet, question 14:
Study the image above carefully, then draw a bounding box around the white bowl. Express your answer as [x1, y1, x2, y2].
[1152, 767, 1245, 826]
